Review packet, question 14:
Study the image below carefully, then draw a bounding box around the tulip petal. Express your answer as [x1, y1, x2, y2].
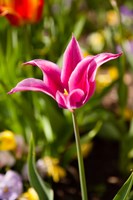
[61, 36, 83, 88]
[24, 59, 62, 96]
[56, 91, 67, 109]
[0, 5, 21, 26]
[88, 52, 122, 81]
[69, 56, 95, 92]
[69, 53, 122, 92]
[68, 89, 85, 109]
[83, 81, 96, 104]
[8, 78, 55, 99]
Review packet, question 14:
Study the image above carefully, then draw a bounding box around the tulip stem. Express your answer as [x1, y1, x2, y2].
[72, 111, 88, 200]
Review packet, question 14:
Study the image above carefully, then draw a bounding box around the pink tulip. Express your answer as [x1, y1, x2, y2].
[8, 36, 121, 110]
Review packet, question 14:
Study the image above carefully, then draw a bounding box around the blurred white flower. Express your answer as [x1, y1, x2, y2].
[0, 151, 15, 168]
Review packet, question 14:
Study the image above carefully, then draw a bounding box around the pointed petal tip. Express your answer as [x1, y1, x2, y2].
[22, 62, 28, 66]
[117, 52, 123, 57]
[22, 59, 42, 66]
[72, 34, 76, 39]
[22, 61, 34, 66]
[7, 89, 15, 94]
[110, 52, 122, 59]
[70, 34, 78, 44]
[72, 35, 77, 43]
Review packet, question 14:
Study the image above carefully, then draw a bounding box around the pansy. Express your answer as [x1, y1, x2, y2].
[37, 156, 66, 182]
[8, 36, 121, 111]
[0, 0, 44, 26]
[0, 170, 23, 200]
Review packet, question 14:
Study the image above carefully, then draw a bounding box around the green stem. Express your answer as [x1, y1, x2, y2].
[72, 111, 88, 200]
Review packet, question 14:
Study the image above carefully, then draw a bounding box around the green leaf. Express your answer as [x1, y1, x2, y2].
[28, 137, 54, 200]
[72, 15, 86, 38]
[118, 81, 128, 111]
[113, 172, 133, 200]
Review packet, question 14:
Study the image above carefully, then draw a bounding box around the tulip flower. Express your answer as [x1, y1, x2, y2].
[8, 36, 122, 200]
[9, 36, 121, 110]
[0, 0, 44, 26]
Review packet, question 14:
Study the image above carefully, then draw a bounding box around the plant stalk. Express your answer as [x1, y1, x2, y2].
[72, 111, 88, 200]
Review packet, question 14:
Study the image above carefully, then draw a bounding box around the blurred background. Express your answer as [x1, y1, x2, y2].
[0, 0, 133, 199]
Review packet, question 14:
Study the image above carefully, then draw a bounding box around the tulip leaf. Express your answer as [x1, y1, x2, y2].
[28, 137, 54, 200]
[72, 15, 86, 39]
[113, 172, 133, 200]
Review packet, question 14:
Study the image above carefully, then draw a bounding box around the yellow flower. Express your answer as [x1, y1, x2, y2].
[123, 108, 133, 121]
[96, 66, 118, 92]
[87, 32, 104, 52]
[81, 142, 93, 158]
[0, 130, 16, 151]
[108, 66, 119, 80]
[43, 156, 66, 182]
[106, 10, 119, 26]
[96, 73, 111, 92]
[82, 50, 90, 58]
[18, 188, 39, 200]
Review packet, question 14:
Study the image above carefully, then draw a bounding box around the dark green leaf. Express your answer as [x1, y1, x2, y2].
[113, 172, 133, 200]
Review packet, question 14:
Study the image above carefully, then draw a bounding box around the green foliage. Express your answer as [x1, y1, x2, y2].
[0, 0, 133, 198]
[113, 172, 133, 200]
[28, 137, 54, 200]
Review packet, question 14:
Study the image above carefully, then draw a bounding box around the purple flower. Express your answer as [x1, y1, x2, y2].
[117, 40, 133, 54]
[0, 170, 23, 200]
[120, 5, 133, 17]
[8, 36, 121, 110]
[124, 40, 133, 54]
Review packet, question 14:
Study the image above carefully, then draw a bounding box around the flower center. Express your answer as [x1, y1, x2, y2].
[64, 89, 68, 96]
[3, 186, 9, 193]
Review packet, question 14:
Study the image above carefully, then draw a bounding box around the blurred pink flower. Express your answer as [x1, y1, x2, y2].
[8, 36, 121, 110]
